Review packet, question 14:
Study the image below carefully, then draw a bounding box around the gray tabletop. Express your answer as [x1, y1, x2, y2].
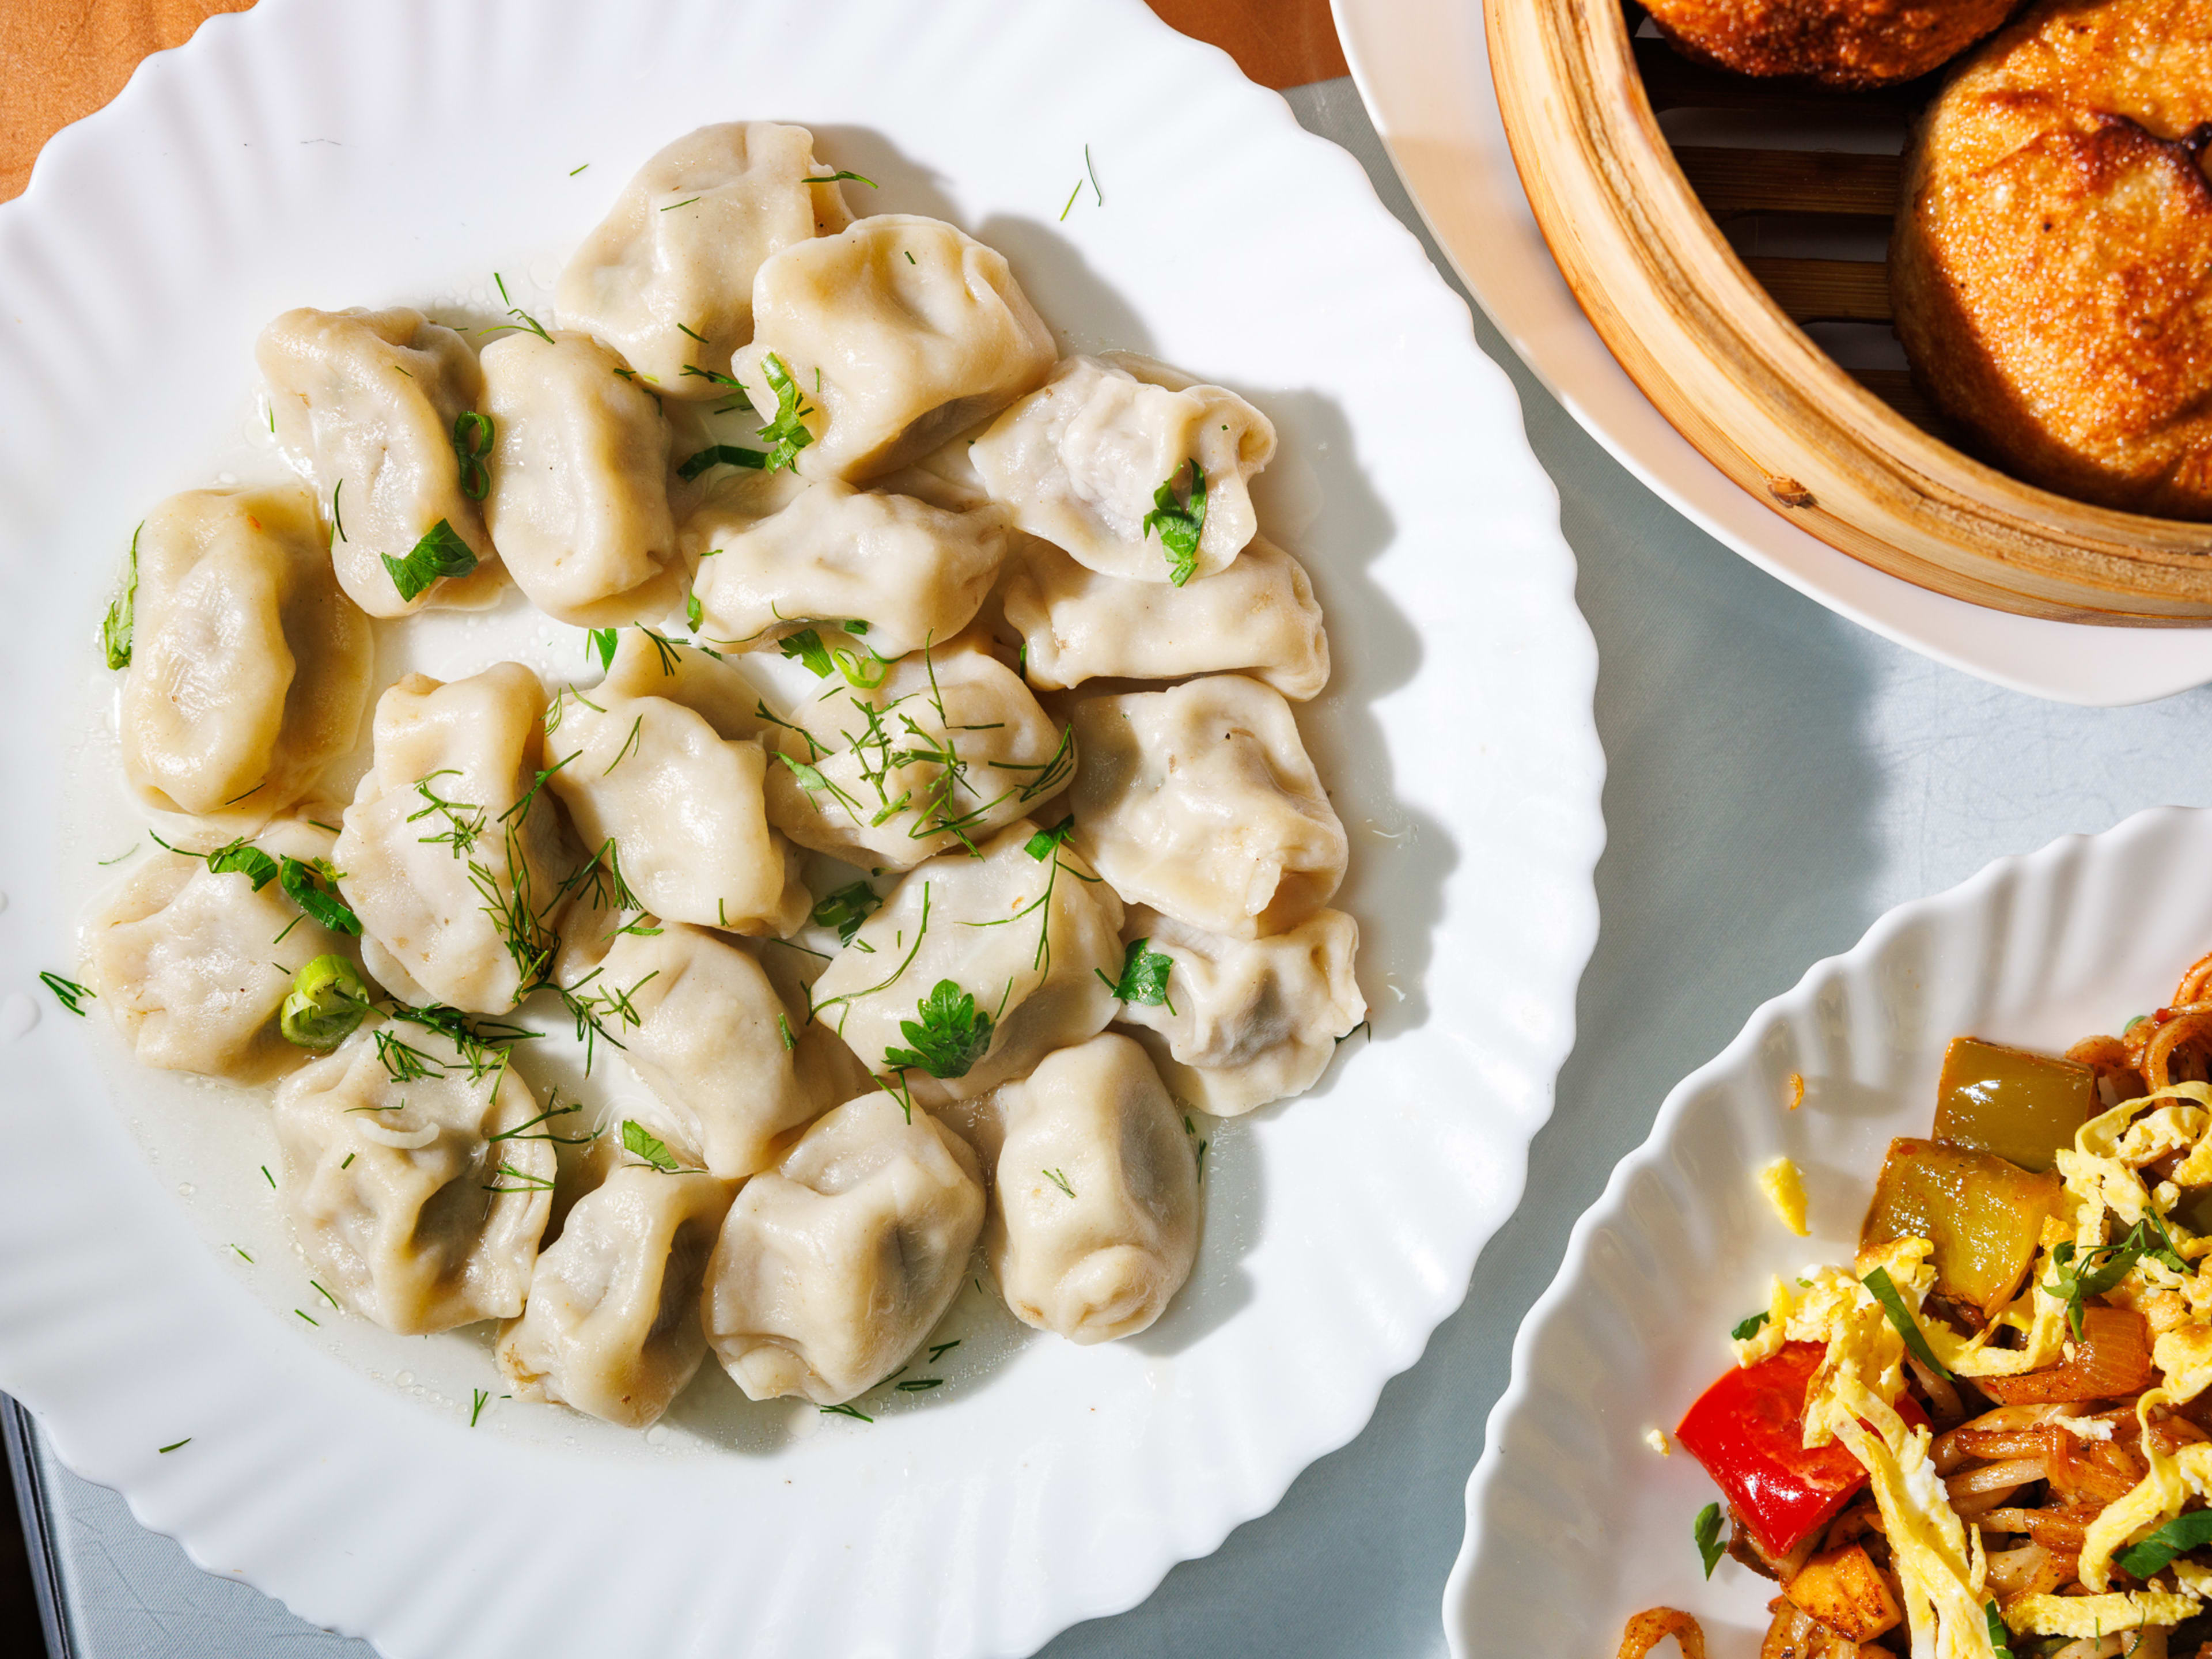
[13, 75, 2212, 1659]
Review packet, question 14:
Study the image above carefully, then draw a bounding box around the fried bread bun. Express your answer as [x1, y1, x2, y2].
[1893, 0, 2212, 519]
[1643, 0, 2016, 88]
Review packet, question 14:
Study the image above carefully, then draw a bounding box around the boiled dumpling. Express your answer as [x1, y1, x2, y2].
[700, 1092, 983, 1405]
[554, 919, 817, 1178]
[970, 353, 1275, 584]
[120, 485, 373, 823]
[545, 631, 808, 935]
[497, 1165, 733, 1427]
[272, 1018, 554, 1334]
[807, 819, 1123, 1107]
[685, 478, 1008, 659]
[744, 927, 882, 1118]
[555, 123, 853, 397]
[732, 215, 1055, 482]
[480, 329, 687, 627]
[1002, 533, 1327, 699]
[987, 1034, 1199, 1343]
[256, 305, 504, 617]
[336, 664, 571, 1014]
[1068, 675, 1346, 939]
[762, 632, 1072, 870]
[1111, 906, 1364, 1116]
[82, 816, 365, 1083]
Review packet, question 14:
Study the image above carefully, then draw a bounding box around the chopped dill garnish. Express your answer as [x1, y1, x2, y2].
[560, 965, 658, 1074]
[820, 1403, 873, 1422]
[158, 1438, 191, 1454]
[498, 752, 574, 827]
[408, 770, 488, 859]
[603, 714, 645, 775]
[470, 1388, 490, 1427]
[1042, 1167, 1075, 1199]
[374, 1027, 444, 1083]
[488, 1089, 597, 1147]
[40, 972, 94, 1016]
[482, 1161, 556, 1196]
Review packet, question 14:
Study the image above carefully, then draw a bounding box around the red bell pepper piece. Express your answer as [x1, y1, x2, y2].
[1676, 1340, 1927, 1559]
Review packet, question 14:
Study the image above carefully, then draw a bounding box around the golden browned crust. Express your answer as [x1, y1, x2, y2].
[1644, 0, 2017, 88]
[1892, 0, 2212, 520]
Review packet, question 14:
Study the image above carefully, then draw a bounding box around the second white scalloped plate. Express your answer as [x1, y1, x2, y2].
[0, 1, 1603, 1655]
[1445, 806, 2212, 1654]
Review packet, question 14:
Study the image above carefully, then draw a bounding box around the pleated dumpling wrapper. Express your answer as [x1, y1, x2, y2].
[971, 352, 1274, 585]
[556, 122, 853, 397]
[119, 484, 372, 825]
[1068, 674, 1346, 940]
[808, 817, 1123, 1108]
[700, 1092, 983, 1406]
[257, 305, 504, 616]
[480, 328, 688, 628]
[498, 1164, 734, 1428]
[732, 214, 1055, 483]
[84, 816, 368, 1084]
[336, 664, 571, 1014]
[987, 1033, 1200, 1344]
[273, 1017, 555, 1335]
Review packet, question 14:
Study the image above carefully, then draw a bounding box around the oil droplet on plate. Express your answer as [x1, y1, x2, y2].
[395, 1371, 415, 1388]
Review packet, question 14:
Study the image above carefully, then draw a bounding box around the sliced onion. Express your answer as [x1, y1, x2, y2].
[1980, 1306, 2154, 1406]
[1948, 1456, 2048, 1497]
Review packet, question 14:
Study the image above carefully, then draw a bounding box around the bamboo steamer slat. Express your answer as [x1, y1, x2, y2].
[1487, 0, 2212, 623]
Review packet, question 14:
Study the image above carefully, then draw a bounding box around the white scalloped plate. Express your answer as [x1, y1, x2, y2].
[0, 1, 1604, 1655]
[1333, 0, 2212, 708]
[1444, 806, 2212, 1654]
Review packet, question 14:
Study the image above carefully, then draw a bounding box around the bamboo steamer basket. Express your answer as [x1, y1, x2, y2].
[1486, 0, 2212, 623]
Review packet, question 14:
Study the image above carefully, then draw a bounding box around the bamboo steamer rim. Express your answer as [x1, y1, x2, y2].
[1486, 0, 2212, 625]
